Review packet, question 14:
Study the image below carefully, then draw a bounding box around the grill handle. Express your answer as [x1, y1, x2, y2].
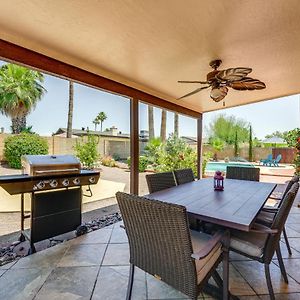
[35, 168, 79, 174]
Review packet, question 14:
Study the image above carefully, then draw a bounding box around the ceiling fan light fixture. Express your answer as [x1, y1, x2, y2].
[210, 86, 228, 102]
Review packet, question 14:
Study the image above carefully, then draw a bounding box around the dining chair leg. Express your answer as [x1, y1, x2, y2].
[212, 270, 223, 289]
[264, 263, 275, 300]
[211, 271, 239, 300]
[126, 263, 135, 300]
[276, 244, 289, 284]
[222, 249, 229, 300]
[283, 226, 292, 255]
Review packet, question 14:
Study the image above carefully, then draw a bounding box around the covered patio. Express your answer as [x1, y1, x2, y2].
[1, 194, 300, 300]
[0, 0, 300, 299]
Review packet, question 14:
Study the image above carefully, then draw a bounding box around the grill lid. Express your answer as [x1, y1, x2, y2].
[22, 155, 80, 166]
[22, 155, 81, 176]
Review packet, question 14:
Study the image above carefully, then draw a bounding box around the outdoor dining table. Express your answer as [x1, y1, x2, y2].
[146, 178, 277, 232]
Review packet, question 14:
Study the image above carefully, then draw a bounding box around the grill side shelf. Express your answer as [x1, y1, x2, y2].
[0, 170, 100, 195]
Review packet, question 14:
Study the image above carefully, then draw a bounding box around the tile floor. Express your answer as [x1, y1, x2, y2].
[0, 193, 300, 299]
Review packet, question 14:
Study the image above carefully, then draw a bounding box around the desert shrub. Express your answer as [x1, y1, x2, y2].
[127, 155, 148, 172]
[112, 153, 121, 161]
[101, 155, 117, 167]
[74, 134, 99, 169]
[4, 133, 48, 169]
[155, 135, 197, 176]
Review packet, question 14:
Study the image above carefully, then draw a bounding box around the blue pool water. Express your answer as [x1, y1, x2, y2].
[206, 162, 254, 173]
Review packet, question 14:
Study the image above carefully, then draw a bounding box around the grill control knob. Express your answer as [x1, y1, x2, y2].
[62, 179, 69, 187]
[37, 181, 45, 189]
[73, 178, 80, 185]
[50, 180, 58, 188]
[89, 177, 96, 184]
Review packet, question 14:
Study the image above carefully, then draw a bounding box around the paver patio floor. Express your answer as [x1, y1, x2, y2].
[0, 190, 300, 300]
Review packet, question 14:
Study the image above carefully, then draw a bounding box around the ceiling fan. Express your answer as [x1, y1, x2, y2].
[177, 59, 266, 105]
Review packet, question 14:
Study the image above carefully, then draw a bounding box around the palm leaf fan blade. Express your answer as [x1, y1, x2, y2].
[178, 80, 209, 84]
[216, 68, 252, 82]
[177, 86, 210, 100]
[228, 78, 266, 90]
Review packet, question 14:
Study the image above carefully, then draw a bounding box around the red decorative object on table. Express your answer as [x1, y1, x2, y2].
[214, 171, 224, 191]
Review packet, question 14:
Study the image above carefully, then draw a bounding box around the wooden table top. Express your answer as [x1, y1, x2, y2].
[145, 178, 276, 232]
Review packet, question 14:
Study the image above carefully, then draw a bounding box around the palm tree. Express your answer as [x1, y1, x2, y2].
[160, 109, 167, 142]
[66, 81, 74, 138]
[0, 64, 46, 133]
[93, 116, 100, 131]
[148, 106, 154, 139]
[97, 111, 107, 132]
[174, 112, 179, 136]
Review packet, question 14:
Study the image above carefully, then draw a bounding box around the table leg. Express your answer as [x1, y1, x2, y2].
[19, 193, 26, 242]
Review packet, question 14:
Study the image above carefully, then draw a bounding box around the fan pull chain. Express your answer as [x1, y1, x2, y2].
[223, 101, 225, 107]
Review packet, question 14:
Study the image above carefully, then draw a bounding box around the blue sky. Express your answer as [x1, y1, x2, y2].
[0, 61, 299, 139]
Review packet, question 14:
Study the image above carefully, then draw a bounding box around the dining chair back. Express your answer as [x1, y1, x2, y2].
[174, 168, 195, 185]
[264, 182, 299, 261]
[230, 182, 299, 300]
[116, 192, 230, 300]
[226, 166, 260, 181]
[146, 171, 177, 193]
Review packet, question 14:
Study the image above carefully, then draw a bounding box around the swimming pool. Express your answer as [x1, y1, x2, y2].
[206, 162, 255, 173]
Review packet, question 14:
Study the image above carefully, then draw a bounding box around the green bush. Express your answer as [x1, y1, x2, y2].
[144, 138, 162, 166]
[74, 134, 100, 169]
[285, 128, 300, 175]
[4, 133, 48, 169]
[127, 156, 148, 172]
[155, 135, 197, 176]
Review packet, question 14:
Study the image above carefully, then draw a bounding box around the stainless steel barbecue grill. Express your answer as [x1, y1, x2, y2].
[0, 154, 100, 253]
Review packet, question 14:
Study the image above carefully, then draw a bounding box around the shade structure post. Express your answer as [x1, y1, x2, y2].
[197, 114, 203, 179]
[130, 98, 139, 194]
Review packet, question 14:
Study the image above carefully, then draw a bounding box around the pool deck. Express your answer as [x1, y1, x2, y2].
[206, 161, 295, 178]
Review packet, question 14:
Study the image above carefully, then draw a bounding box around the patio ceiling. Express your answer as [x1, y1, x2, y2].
[1, 0, 300, 113]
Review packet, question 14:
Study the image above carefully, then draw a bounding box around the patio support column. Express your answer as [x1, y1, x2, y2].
[130, 98, 139, 195]
[197, 114, 203, 179]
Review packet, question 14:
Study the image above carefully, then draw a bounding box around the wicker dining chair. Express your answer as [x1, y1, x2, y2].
[174, 168, 195, 185]
[229, 182, 299, 300]
[116, 192, 230, 300]
[146, 171, 177, 193]
[226, 166, 260, 181]
[257, 175, 300, 255]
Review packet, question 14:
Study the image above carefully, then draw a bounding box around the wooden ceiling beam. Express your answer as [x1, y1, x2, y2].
[0, 39, 200, 118]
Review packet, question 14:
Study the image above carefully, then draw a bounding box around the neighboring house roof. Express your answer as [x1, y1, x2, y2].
[262, 137, 287, 144]
[54, 132, 79, 138]
[181, 136, 208, 144]
[181, 136, 197, 144]
[54, 128, 130, 138]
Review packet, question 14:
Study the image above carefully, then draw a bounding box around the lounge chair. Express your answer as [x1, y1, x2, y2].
[260, 154, 272, 166]
[269, 154, 282, 167]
